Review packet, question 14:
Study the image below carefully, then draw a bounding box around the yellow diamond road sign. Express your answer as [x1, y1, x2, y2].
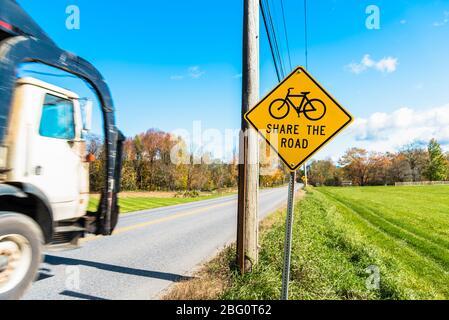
[245, 67, 353, 172]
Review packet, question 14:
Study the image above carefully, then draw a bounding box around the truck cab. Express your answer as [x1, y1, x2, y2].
[0, 77, 99, 299]
[6, 78, 91, 223]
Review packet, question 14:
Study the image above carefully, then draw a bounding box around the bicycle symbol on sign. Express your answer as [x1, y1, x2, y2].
[269, 88, 327, 121]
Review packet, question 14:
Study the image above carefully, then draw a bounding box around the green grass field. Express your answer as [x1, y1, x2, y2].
[87, 192, 234, 214]
[220, 185, 449, 300]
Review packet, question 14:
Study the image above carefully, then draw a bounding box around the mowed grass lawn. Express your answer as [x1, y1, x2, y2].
[87, 192, 234, 214]
[317, 185, 449, 299]
[219, 185, 449, 300]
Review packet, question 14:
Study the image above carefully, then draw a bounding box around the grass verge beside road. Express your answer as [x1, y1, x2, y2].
[88, 191, 236, 214]
[165, 185, 449, 300]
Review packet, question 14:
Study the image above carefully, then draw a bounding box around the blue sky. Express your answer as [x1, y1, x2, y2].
[16, 0, 449, 161]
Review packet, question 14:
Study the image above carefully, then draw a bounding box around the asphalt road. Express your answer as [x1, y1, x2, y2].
[24, 185, 295, 300]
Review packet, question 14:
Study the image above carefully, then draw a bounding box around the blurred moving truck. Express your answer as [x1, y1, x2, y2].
[0, 0, 123, 299]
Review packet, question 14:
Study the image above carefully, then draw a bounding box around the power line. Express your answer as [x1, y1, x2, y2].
[260, 0, 282, 81]
[264, 0, 285, 77]
[304, 0, 309, 69]
[303, 0, 310, 183]
[280, 0, 292, 72]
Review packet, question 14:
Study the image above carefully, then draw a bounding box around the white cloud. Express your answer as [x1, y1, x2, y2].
[400, 19, 407, 25]
[346, 54, 398, 74]
[349, 104, 449, 152]
[375, 57, 398, 73]
[433, 11, 449, 27]
[170, 66, 205, 80]
[188, 66, 205, 79]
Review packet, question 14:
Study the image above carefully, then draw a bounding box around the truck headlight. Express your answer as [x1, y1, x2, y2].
[0, 146, 7, 169]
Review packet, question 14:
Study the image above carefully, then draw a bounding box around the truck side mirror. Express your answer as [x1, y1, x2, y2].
[86, 153, 96, 163]
[82, 99, 93, 132]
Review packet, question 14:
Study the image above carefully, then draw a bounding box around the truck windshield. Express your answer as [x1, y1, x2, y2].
[39, 94, 75, 140]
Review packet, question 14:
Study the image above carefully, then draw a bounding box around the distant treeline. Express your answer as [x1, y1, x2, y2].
[88, 129, 291, 192]
[89, 130, 447, 191]
[307, 139, 449, 187]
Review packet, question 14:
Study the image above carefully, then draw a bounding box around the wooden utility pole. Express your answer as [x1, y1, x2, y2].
[237, 0, 259, 273]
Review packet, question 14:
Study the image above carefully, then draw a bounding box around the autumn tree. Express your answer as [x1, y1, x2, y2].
[260, 168, 286, 187]
[339, 148, 370, 186]
[387, 153, 413, 184]
[366, 153, 392, 185]
[400, 143, 428, 182]
[86, 134, 105, 192]
[121, 139, 138, 190]
[308, 159, 340, 186]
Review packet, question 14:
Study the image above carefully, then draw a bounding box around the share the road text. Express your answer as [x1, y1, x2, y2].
[266, 124, 327, 149]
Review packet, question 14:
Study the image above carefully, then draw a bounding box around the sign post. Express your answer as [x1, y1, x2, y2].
[244, 66, 353, 300]
[281, 171, 296, 300]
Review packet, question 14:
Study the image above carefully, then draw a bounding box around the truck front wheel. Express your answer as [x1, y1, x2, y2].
[0, 213, 43, 300]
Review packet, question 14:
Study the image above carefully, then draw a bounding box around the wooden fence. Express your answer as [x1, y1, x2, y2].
[395, 181, 449, 186]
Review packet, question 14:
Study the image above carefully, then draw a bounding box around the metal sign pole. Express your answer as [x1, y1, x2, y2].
[281, 171, 296, 300]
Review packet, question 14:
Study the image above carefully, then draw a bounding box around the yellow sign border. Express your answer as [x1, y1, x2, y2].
[244, 66, 354, 172]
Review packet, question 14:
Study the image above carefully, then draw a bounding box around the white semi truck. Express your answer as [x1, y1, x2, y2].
[0, 0, 124, 299]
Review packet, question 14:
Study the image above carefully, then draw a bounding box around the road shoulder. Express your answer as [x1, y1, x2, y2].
[161, 189, 304, 300]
